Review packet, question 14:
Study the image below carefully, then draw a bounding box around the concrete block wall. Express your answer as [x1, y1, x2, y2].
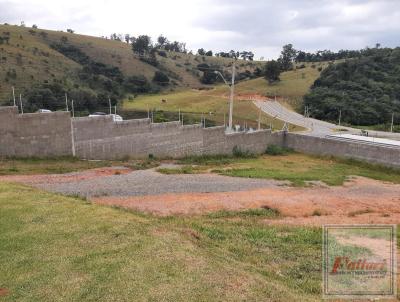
[0, 106, 73, 157]
[73, 117, 279, 159]
[202, 127, 284, 155]
[74, 119, 205, 159]
[1, 105, 398, 168]
[72, 116, 152, 141]
[283, 133, 400, 168]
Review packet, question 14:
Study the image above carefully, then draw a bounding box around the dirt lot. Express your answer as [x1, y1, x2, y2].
[1, 166, 399, 226]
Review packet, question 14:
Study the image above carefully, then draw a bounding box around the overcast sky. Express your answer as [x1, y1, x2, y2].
[1, 0, 399, 59]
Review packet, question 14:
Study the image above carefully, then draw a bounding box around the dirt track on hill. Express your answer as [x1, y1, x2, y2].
[1, 167, 399, 226]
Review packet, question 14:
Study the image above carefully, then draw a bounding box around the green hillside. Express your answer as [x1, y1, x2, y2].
[123, 65, 323, 130]
[304, 48, 400, 126]
[0, 24, 261, 110]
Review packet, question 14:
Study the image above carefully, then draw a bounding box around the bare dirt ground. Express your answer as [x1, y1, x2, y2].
[93, 177, 400, 226]
[1, 167, 400, 226]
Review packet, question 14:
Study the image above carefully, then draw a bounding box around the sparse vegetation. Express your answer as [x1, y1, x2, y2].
[265, 144, 293, 156]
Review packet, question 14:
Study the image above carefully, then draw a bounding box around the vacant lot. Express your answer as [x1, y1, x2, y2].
[0, 182, 323, 301]
[0, 153, 399, 301]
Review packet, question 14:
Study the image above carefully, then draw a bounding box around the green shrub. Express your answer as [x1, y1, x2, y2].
[232, 146, 255, 158]
[265, 144, 292, 156]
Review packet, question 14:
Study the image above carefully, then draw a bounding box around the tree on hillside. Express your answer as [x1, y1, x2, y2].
[205, 50, 213, 56]
[66, 29, 74, 34]
[278, 44, 296, 71]
[124, 34, 130, 43]
[152, 71, 169, 86]
[240, 51, 254, 61]
[264, 60, 281, 83]
[110, 33, 122, 41]
[132, 35, 152, 55]
[157, 35, 168, 48]
[197, 48, 206, 56]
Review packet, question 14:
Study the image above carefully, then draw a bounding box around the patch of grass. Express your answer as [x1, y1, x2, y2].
[0, 157, 160, 175]
[0, 156, 114, 175]
[157, 165, 202, 175]
[179, 154, 236, 166]
[0, 182, 324, 301]
[348, 208, 374, 217]
[232, 146, 256, 158]
[208, 206, 281, 219]
[311, 210, 323, 217]
[179, 153, 400, 187]
[265, 144, 293, 156]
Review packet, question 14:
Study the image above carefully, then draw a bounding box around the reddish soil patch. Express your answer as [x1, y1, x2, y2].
[236, 93, 269, 101]
[93, 177, 400, 226]
[0, 167, 130, 184]
[0, 288, 9, 296]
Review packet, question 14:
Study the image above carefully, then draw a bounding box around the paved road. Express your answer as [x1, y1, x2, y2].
[252, 98, 400, 140]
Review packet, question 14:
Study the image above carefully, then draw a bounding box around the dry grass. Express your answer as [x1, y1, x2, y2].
[0, 24, 262, 102]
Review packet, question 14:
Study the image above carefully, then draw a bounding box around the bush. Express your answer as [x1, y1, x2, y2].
[152, 71, 169, 86]
[265, 145, 293, 156]
[232, 146, 255, 158]
[157, 50, 167, 57]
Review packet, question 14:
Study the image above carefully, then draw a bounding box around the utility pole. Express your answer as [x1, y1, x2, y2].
[65, 93, 69, 111]
[114, 106, 116, 115]
[71, 100, 75, 118]
[108, 97, 112, 115]
[258, 105, 261, 130]
[19, 94, 23, 114]
[228, 62, 235, 131]
[338, 109, 342, 126]
[391, 112, 394, 133]
[12, 86, 16, 106]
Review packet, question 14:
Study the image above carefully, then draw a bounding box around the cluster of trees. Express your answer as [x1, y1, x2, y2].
[260, 44, 299, 80]
[128, 34, 187, 55]
[215, 50, 254, 61]
[108, 32, 257, 61]
[277, 43, 390, 68]
[197, 48, 213, 56]
[17, 38, 164, 112]
[295, 44, 384, 63]
[303, 47, 400, 125]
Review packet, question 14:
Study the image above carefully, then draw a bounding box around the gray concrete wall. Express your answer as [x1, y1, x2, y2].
[0, 106, 73, 157]
[73, 117, 278, 159]
[1, 105, 398, 168]
[283, 133, 400, 168]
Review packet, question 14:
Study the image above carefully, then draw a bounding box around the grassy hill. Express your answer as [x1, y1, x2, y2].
[304, 48, 400, 127]
[0, 24, 261, 106]
[123, 65, 324, 130]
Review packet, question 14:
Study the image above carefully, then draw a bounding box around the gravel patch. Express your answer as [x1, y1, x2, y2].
[33, 168, 287, 198]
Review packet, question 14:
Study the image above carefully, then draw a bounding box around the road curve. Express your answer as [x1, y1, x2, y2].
[241, 94, 400, 139]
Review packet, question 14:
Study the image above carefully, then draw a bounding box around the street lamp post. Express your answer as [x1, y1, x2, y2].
[215, 62, 236, 132]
